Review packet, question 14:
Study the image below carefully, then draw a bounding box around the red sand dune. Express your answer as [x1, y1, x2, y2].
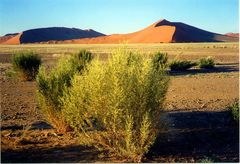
[1, 33, 22, 44]
[0, 33, 19, 44]
[66, 20, 176, 44]
[225, 33, 239, 38]
[64, 19, 238, 43]
[1, 19, 238, 44]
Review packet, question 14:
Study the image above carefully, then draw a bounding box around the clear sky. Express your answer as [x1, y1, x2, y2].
[0, 0, 238, 36]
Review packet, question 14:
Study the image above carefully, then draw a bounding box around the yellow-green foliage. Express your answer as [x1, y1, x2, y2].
[1, 42, 238, 55]
[199, 56, 215, 69]
[169, 59, 197, 71]
[12, 51, 41, 81]
[62, 49, 169, 161]
[151, 52, 168, 70]
[228, 100, 239, 123]
[36, 50, 92, 133]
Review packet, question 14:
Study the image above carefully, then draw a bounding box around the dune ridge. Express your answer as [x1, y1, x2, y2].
[1, 19, 238, 44]
[61, 19, 239, 43]
[1, 33, 22, 44]
[225, 33, 239, 38]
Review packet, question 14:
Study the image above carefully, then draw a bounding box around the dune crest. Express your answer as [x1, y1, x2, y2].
[70, 19, 176, 44]
[68, 19, 238, 43]
[2, 33, 22, 44]
[225, 33, 239, 38]
[1, 19, 238, 44]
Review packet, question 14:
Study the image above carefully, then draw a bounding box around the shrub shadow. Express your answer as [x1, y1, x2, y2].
[30, 121, 54, 130]
[1, 112, 238, 162]
[1, 121, 53, 131]
[1, 125, 24, 131]
[1, 145, 101, 163]
[146, 111, 239, 162]
[169, 63, 239, 76]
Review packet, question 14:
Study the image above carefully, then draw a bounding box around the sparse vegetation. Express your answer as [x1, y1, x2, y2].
[36, 50, 92, 133]
[169, 59, 197, 71]
[228, 100, 239, 123]
[61, 49, 169, 162]
[12, 51, 41, 81]
[198, 156, 214, 163]
[151, 52, 168, 70]
[1, 43, 238, 55]
[199, 56, 215, 69]
[5, 68, 17, 79]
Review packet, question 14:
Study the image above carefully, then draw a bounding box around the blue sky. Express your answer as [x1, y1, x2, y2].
[0, 0, 238, 36]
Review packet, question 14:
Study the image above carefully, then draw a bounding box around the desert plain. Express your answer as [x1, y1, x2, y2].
[0, 42, 239, 162]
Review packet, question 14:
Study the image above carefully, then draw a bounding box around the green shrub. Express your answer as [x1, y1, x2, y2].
[199, 56, 215, 69]
[12, 51, 41, 81]
[228, 100, 239, 123]
[68, 49, 92, 72]
[151, 52, 168, 70]
[169, 59, 197, 71]
[62, 49, 169, 162]
[36, 50, 92, 133]
[198, 156, 214, 163]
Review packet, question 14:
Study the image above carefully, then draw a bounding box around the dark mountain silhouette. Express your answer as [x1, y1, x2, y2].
[4, 33, 19, 36]
[1, 27, 105, 44]
[20, 27, 105, 43]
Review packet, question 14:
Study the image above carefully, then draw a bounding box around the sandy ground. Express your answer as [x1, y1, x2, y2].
[0, 51, 239, 162]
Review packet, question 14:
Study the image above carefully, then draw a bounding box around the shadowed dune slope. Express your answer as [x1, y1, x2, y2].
[1, 27, 105, 44]
[70, 19, 176, 44]
[20, 27, 105, 43]
[69, 19, 238, 43]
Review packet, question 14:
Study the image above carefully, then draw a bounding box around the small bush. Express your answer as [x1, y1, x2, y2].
[62, 49, 169, 162]
[12, 51, 41, 81]
[68, 49, 92, 72]
[228, 100, 239, 123]
[169, 59, 197, 71]
[198, 156, 214, 163]
[36, 50, 92, 133]
[199, 56, 215, 69]
[151, 52, 168, 70]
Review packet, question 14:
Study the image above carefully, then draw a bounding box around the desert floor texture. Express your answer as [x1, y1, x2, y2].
[0, 43, 239, 162]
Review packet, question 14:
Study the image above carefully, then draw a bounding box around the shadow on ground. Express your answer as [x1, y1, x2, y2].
[146, 111, 239, 162]
[1, 121, 53, 131]
[1, 145, 101, 163]
[169, 63, 239, 76]
[1, 111, 239, 162]
[1, 125, 24, 131]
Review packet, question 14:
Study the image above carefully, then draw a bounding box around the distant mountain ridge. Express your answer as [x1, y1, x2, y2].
[4, 33, 19, 36]
[0, 27, 105, 44]
[0, 19, 238, 44]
